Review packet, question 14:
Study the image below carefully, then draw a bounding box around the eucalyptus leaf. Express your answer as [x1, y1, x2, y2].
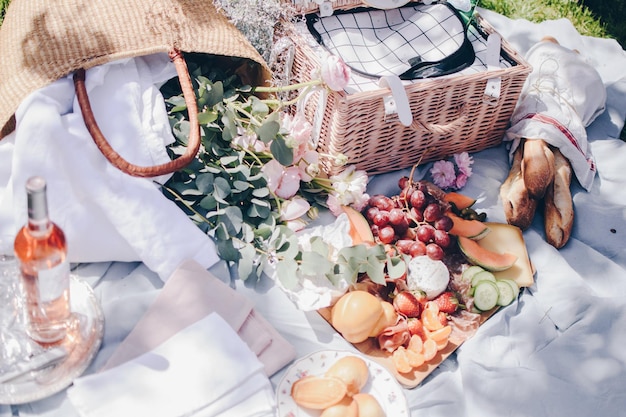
[276, 258, 299, 290]
[256, 120, 280, 145]
[197, 110, 218, 125]
[196, 173, 215, 194]
[386, 255, 407, 280]
[300, 251, 333, 277]
[213, 177, 232, 203]
[270, 136, 294, 166]
[237, 243, 256, 281]
[365, 254, 386, 285]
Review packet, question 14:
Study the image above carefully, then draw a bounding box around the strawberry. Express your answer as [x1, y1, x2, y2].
[406, 318, 426, 339]
[393, 291, 422, 318]
[433, 291, 459, 314]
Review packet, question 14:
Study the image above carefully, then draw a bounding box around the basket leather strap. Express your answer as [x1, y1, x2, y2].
[73, 49, 200, 178]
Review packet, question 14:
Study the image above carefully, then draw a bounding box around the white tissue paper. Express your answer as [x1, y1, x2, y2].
[273, 213, 354, 311]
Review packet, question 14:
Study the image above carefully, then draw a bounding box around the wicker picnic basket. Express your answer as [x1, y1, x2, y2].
[278, 2, 532, 175]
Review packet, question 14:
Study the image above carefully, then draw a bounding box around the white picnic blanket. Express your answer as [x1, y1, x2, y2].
[2, 8, 626, 417]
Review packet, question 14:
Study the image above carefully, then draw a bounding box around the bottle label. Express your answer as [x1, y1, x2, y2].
[38, 260, 70, 303]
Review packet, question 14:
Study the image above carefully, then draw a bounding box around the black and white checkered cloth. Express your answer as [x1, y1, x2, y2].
[296, 2, 514, 93]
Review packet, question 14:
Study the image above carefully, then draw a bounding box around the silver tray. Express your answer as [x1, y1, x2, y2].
[0, 275, 104, 404]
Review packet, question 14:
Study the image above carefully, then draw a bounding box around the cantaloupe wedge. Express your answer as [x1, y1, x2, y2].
[443, 192, 476, 210]
[477, 223, 535, 288]
[458, 236, 517, 272]
[448, 212, 490, 240]
[341, 205, 375, 245]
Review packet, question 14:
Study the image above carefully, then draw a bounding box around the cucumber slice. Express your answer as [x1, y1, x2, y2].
[471, 270, 496, 287]
[462, 265, 484, 282]
[495, 280, 515, 306]
[472, 281, 499, 311]
[500, 279, 520, 300]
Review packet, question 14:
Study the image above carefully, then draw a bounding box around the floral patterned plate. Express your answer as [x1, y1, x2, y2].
[275, 350, 409, 416]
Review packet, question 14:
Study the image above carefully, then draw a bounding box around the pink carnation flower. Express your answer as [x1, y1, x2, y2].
[430, 160, 456, 189]
[454, 152, 473, 176]
[262, 159, 301, 199]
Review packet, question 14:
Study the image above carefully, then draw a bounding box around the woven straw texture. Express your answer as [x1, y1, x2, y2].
[0, 0, 271, 139]
[285, 15, 532, 175]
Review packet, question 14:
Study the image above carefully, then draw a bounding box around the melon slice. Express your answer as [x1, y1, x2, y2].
[477, 223, 535, 288]
[443, 192, 476, 210]
[448, 213, 490, 240]
[341, 205, 375, 245]
[458, 236, 517, 272]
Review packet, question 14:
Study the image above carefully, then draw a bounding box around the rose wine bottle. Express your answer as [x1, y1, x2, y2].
[14, 176, 71, 344]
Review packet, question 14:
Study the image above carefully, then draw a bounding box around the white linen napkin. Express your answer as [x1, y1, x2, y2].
[0, 53, 219, 281]
[504, 40, 607, 191]
[67, 312, 276, 417]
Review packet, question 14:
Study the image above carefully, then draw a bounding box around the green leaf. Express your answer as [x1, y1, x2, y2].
[276, 258, 299, 290]
[213, 176, 232, 203]
[222, 206, 243, 235]
[197, 110, 218, 125]
[196, 173, 215, 194]
[365, 253, 386, 285]
[166, 96, 187, 112]
[256, 120, 280, 144]
[206, 81, 224, 107]
[270, 136, 294, 166]
[386, 255, 407, 281]
[300, 251, 333, 277]
[237, 243, 257, 281]
[199, 194, 217, 211]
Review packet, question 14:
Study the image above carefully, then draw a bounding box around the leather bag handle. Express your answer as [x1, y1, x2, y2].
[73, 49, 200, 178]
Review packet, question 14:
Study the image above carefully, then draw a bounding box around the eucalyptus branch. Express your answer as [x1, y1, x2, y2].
[156, 181, 216, 228]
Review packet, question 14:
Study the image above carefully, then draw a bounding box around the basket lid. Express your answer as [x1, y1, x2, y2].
[0, 0, 272, 139]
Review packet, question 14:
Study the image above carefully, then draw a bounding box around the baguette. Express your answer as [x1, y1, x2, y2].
[544, 149, 574, 248]
[522, 138, 555, 199]
[500, 143, 538, 230]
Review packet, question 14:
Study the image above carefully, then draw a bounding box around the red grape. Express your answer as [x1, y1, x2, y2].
[409, 207, 424, 223]
[370, 195, 394, 211]
[378, 226, 396, 244]
[373, 211, 390, 227]
[398, 176, 410, 190]
[423, 203, 442, 222]
[434, 230, 451, 248]
[409, 241, 427, 257]
[396, 239, 414, 254]
[416, 224, 436, 243]
[409, 189, 426, 209]
[366, 206, 380, 222]
[426, 243, 444, 260]
[388, 208, 406, 225]
[434, 215, 453, 232]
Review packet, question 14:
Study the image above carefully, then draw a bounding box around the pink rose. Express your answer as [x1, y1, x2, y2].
[321, 55, 351, 91]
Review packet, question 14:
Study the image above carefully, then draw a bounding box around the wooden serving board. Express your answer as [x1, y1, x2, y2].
[318, 223, 535, 389]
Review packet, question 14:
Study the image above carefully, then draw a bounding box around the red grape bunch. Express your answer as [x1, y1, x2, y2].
[363, 177, 455, 261]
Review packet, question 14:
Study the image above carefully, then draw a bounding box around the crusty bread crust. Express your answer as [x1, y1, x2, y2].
[522, 138, 555, 199]
[544, 149, 574, 248]
[500, 143, 538, 230]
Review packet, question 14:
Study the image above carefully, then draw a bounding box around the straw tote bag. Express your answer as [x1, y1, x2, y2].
[0, 0, 271, 177]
